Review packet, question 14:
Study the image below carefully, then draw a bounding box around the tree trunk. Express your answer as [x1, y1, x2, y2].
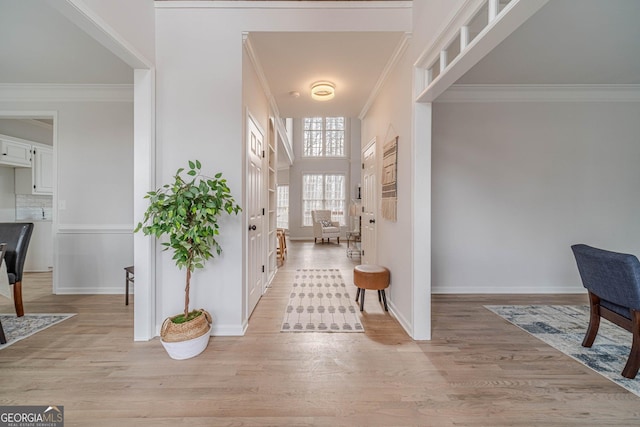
[184, 267, 191, 319]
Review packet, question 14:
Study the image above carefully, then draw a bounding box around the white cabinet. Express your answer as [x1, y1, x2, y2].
[15, 145, 53, 195]
[32, 147, 54, 194]
[23, 221, 53, 272]
[0, 137, 32, 167]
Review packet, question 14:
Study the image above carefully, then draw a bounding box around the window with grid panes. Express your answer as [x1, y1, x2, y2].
[303, 117, 345, 157]
[276, 185, 289, 230]
[302, 173, 346, 226]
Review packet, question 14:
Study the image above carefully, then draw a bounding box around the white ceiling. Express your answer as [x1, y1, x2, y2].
[1, 0, 638, 115]
[457, 0, 640, 85]
[249, 31, 405, 118]
[0, 0, 132, 84]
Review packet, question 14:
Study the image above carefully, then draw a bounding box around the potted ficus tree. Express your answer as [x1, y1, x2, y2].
[135, 160, 241, 359]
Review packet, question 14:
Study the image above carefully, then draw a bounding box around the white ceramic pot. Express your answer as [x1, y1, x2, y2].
[161, 326, 211, 360]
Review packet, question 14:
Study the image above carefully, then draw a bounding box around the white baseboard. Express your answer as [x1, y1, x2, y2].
[55, 286, 124, 295]
[432, 285, 586, 294]
[211, 322, 247, 336]
[387, 300, 414, 338]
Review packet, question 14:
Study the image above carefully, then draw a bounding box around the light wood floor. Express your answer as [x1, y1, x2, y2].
[1, 241, 639, 426]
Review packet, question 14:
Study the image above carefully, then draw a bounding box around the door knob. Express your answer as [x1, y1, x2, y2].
[369, 219, 376, 224]
[249, 224, 257, 231]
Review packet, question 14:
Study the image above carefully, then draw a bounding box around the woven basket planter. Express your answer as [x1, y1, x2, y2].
[160, 309, 212, 360]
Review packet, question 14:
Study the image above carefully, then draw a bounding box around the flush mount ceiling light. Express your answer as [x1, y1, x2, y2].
[311, 81, 335, 101]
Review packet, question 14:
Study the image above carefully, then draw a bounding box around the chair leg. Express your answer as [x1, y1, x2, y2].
[125, 274, 129, 306]
[622, 309, 640, 379]
[355, 288, 361, 302]
[13, 281, 24, 317]
[582, 291, 600, 347]
[381, 290, 388, 311]
[359, 289, 365, 312]
[0, 319, 6, 345]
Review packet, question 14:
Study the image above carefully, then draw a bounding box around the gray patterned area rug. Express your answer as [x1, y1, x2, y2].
[281, 268, 363, 333]
[0, 313, 76, 350]
[486, 305, 640, 397]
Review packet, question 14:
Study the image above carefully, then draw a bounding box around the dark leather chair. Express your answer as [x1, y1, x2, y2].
[0, 223, 34, 317]
[0, 242, 7, 343]
[571, 244, 640, 379]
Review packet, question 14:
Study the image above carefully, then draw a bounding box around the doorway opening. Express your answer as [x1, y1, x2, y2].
[0, 111, 57, 295]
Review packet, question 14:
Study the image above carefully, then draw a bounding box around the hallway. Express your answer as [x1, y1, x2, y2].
[248, 240, 402, 335]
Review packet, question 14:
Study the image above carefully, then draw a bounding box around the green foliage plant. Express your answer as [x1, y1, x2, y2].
[135, 160, 242, 321]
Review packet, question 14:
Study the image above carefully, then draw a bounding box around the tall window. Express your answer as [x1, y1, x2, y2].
[302, 174, 346, 226]
[303, 117, 345, 157]
[276, 185, 289, 230]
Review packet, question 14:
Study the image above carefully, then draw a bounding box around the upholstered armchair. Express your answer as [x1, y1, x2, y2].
[0, 222, 34, 317]
[311, 210, 340, 244]
[571, 244, 640, 379]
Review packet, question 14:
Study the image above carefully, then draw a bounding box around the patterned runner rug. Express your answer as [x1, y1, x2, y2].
[0, 313, 76, 350]
[486, 305, 640, 397]
[281, 268, 364, 333]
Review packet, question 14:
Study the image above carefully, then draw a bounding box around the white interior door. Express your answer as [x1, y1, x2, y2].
[247, 114, 264, 316]
[361, 139, 377, 264]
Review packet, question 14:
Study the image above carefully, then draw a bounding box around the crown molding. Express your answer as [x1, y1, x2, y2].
[435, 84, 640, 103]
[0, 84, 134, 103]
[359, 32, 412, 120]
[156, 1, 413, 10]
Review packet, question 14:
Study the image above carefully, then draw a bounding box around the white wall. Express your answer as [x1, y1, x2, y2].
[155, 9, 245, 336]
[432, 100, 640, 293]
[0, 96, 134, 294]
[360, 45, 415, 335]
[155, 3, 411, 335]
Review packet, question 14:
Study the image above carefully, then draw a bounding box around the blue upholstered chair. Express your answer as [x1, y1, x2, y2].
[0, 222, 34, 317]
[571, 244, 640, 379]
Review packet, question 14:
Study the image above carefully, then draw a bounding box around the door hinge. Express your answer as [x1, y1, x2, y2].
[262, 265, 265, 273]
[362, 163, 364, 169]
[361, 206, 364, 213]
[361, 250, 364, 256]
[262, 150, 265, 158]
[262, 208, 265, 215]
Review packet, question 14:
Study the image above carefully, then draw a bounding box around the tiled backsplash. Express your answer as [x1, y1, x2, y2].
[16, 194, 53, 221]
